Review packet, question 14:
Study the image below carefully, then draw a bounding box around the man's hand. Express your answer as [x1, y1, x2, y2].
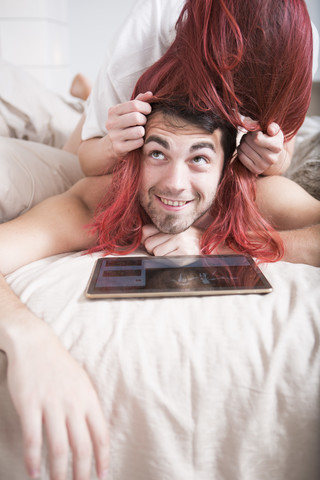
[141, 224, 202, 256]
[237, 120, 292, 175]
[106, 92, 153, 159]
[4, 315, 109, 480]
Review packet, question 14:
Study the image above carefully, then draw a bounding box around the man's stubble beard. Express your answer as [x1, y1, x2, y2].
[139, 196, 213, 235]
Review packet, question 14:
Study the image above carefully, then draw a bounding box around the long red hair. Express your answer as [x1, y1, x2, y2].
[132, 0, 313, 138]
[90, 0, 313, 263]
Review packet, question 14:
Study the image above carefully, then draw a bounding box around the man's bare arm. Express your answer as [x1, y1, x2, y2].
[0, 270, 110, 480]
[256, 175, 320, 266]
[0, 175, 111, 479]
[279, 225, 320, 266]
[0, 175, 110, 275]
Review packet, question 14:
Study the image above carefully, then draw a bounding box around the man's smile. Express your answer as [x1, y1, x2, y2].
[156, 195, 193, 209]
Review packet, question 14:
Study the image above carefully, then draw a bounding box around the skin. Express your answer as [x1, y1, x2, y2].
[77, 93, 153, 175]
[0, 175, 110, 480]
[238, 119, 296, 175]
[139, 113, 225, 234]
[0, 112, 319, 480]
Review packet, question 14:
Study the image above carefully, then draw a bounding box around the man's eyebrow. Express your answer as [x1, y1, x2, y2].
[190, 142, 216, 153]
[144, 135, 169, 149]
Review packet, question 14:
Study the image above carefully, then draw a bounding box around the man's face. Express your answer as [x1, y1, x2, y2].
[139, 111, 225, 234]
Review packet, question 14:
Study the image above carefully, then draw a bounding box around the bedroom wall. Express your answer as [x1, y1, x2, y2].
[0, 0, 135, 96]
[67, 0, 135, 89]
[0, 0, 70, 94]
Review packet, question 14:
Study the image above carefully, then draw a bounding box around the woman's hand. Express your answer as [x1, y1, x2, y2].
[106, 91, 153, 159]
[237, 120, 293, 175]
[141, 224, 203, 256]
[4, 313, 109, 480]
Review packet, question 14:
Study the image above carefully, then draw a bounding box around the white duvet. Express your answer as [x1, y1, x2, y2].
[1, 250, 319, 479]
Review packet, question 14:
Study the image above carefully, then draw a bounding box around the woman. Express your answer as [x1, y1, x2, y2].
[77, 0, 317, 177]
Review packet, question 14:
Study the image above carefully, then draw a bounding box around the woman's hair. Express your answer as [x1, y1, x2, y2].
[90, 0, 313, 262]
[132, 0, 313, 139]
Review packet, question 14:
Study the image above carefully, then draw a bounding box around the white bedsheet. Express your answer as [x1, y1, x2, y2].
[1, 250, 319, 479]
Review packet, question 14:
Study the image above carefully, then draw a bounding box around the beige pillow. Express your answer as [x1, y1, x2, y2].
[285, 116, 320, 200]
[0, 138, 84, 222]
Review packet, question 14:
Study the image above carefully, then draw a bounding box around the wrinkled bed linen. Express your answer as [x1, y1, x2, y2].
[1, 250, 319, 480]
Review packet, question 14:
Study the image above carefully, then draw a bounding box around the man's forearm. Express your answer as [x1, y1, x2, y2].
[0, 274, 45, 356]
[0, 273, 110, 479]
[280, 224, 320, 267]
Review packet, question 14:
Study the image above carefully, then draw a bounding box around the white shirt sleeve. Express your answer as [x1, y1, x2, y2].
[82, 0, 184, 140]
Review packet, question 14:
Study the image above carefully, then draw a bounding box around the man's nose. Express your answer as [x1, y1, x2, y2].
[164, 162, 189, 193]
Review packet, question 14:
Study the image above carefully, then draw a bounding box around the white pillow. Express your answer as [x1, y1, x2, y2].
[0, 138, 84, 222]
[0, 61, 83, 148]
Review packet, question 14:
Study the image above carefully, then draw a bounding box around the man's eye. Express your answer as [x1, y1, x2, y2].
[150, 151, 165, 160]
[192, 156, 208, 165]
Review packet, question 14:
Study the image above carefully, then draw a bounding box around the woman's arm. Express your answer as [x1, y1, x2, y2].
[78, 93, 152, 176]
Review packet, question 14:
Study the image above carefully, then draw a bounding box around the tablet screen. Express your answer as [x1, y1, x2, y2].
[86, 255, 272, 298]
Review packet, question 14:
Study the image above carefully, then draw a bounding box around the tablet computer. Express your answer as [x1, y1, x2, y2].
[86, 254, 272, 298]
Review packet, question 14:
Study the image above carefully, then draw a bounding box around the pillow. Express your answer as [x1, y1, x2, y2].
[285, 116, 320, 200]
[0, 61, 83, 148]
[0, 137, 84, 223]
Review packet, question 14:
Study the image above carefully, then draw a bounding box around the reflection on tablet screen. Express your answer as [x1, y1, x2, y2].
[86, 255, 272, 298]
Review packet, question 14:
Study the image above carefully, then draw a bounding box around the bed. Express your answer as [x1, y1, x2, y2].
[0, 63, 319, 480]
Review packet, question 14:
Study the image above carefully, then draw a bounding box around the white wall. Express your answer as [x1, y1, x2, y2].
[67, 0, 135, 89]
[0, 0, 70, 94]
[0, 0, 135, 96]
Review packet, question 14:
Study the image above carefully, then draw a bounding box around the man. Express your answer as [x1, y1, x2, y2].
[86, 101, 320, 264]
[2, 101, 319, 275]
[1, 0, 318, 225]
[0, 104, 319, 480]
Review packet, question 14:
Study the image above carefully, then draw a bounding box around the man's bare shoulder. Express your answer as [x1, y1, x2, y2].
[67, 174, 113, 214]
[256, 175, 320, 230]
